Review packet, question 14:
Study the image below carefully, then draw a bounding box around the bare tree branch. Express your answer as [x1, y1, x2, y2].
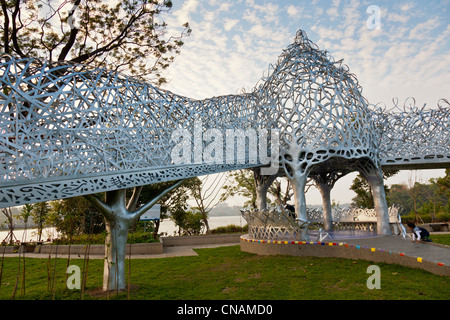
[57, 0, 81, 61]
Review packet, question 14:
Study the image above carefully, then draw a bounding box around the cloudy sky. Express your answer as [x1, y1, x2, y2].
[161, 0, 449, 205]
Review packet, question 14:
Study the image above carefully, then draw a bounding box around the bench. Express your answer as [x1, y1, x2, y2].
[429, 223, 449, 232]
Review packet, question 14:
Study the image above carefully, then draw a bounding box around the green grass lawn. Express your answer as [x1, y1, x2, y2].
[0, 245, 448, 300]
[431, 234, 450, 246]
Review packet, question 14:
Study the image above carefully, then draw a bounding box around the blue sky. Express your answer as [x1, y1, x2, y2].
[164, 0, 449, 106]
[162, 0, 449, 205]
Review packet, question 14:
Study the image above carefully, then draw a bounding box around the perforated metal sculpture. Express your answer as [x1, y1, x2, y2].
[1, 28, 449, 223]
[254, 30, 392, 234]
[1, 29, 449, 290]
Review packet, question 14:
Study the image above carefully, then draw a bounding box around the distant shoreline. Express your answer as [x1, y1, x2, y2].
[1, 214, 243, 231]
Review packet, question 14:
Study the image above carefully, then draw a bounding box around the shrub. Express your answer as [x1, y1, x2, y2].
[436, 212, 450, 222]
[210, 224, 248, 234]
[51, 230, 159, 245]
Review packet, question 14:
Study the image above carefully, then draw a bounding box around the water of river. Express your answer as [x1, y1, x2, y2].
[0, 215, 245, 242]
[158, 214, 245, 236]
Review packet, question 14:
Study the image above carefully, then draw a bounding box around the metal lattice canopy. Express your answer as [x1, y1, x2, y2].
[0, 29, 449, 209]
[257, 30, 380, 178]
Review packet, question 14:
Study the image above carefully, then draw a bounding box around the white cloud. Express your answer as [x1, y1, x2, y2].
[242, 8, 260, 24]
[401, 2, 415, 11]
[224, 18, 239, 31]
[249, 24, 269, 38]
[326, 7, 339, 19]
[173, 0, 199, 24]
[311, 25, 343, 40]
[387, 12, 411, 24]
[287, 5, 299, 18]
[408, 17, 440, 40]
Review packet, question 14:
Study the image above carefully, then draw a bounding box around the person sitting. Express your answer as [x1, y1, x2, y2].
[407, 223, 432, 243]
[285, 204, 296, 219]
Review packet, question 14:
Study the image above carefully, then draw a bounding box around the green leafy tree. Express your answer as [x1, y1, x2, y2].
[350, 174, 374, 208]
[20, 204, 33, 227]
[350, 170, 399, 208]
[388, 184, 413, 213]
[0, 0, 191, 85]
[48, 196, 92, 239]
[436, 169, 450, 209]
[131, 177, 201, 236]
[381, 171, 449, 222]
[220, 170, 257, 209]
[171, 209, 204, 236]
[30, 201, 49, 242]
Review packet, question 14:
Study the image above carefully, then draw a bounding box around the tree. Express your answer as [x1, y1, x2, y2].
[268, 178, 293, 206]
[436, 169, 450, 201]
[350, 169, 399, 208]
[220, 170, 258, 209]
[130, 177, 200, 237]
[171, 209, 204, 236]
[48, 196, 92, 239]
[1, 207, 17, 244]
[0, 0, 191, 85]
[377, 171, 449, 222]
[268, 176, 315, 208]
[191, 174, 227, 234]
[418, 179, 441, 222]
[350, 174, 374, 208]
[30, 201, 49, 242]
[388, 184, 412, 213]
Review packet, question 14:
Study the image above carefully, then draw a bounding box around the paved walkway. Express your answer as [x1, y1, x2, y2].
[1, 243, 240, 260]
[345, 235, 450, 266]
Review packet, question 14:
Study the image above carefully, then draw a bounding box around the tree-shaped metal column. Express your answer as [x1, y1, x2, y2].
[310, 170, 350, 231]
[252, 168, 280, 210]
[85, 180, 184, 291]
[354, 161, 391, 235]
[255, 30, 384, 232]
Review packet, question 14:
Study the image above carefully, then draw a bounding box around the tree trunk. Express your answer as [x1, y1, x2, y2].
[201, 210, 210, 234]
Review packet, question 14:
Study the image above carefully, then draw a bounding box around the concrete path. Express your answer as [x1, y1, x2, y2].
[1, 243, 240, 260]
[342, 234, 450, 266]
